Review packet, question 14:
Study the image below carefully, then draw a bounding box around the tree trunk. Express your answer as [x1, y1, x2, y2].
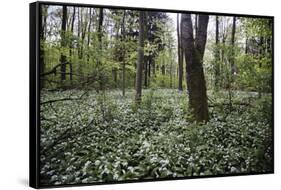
[181, 14, 209, 122]
[148, 57, 151, 86]
[121, 10, 126, 96]
[69, 7, 75, 83]
[258, 36, 264, 98]
[97, 8, 104, 92]
[245, 37, 248, 54]
[87, 8, 92, 63]
[177, 13, 183, 91]
[80, 9, 88, 60]
[60, 6, 67, 82]
[230, 16, 236, 74]
[40, 5, 47, 89]
[195, 14, 198, 36]
[227, 16, 236, 110]
[161, 64, 165, 75]
[214, 16, 220, 90]
[135, 11, 145, 105]
[143, 12, 148, 88]
[77, 8, 83, 81]
[152, 59, 156, 76]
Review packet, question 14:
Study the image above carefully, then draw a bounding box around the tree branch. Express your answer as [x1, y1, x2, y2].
[40, 62, 69, 77]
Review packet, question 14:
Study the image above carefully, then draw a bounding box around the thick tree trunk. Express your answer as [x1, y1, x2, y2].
[181, 14, 209, 122]
[177, 14, 184, 91]
[60, 6, 67, 82]
[135, 11, 145, 105]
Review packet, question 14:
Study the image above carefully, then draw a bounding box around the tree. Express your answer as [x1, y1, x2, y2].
[60, 6, 67, 82]
[177, 13, 183, 91]
[144, 12, 149, 88]
[40, 5, 48, 89]
[135, 11, 145, 105]
[181, 14, 209, 122]
[214, 16, 220, 90]
[121, 10, 126, 96]
[227, 16, 236, 110]
[87, 8, 93, 63]
[230, 16, 236, 74]
[97, 8, 104, 91]
[69, 7, 76, 83]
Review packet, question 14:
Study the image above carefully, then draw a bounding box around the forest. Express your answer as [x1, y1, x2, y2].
[39, 4, 273, 185]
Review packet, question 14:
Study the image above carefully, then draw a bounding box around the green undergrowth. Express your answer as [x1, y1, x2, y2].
[40, 89, 273, 185]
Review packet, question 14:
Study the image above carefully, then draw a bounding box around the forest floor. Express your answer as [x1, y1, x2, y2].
[40, 89, 273, 185]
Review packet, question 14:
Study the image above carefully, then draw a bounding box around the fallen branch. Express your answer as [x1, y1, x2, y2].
[208, 102, 251, 107]
[40, 91, 88, 105]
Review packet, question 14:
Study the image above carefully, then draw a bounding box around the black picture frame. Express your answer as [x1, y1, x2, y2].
[30, 1, 274, 188]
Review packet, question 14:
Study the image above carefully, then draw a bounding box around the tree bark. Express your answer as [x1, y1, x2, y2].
[69, 7, 75, 83]
[177, 13, 183, 91]
[181, 14, 209, 122]
[60, 6, 67, 82]
[135, 11, 145, 105]
[214, 16, 220, 90]
[87, 8, 92, 63]
[40, 5, 48, 89]
[230, 16, 236, 74]
[97, 8, 104, 92]
[121, 10, 126, 96]
[143, 12, 148, 88]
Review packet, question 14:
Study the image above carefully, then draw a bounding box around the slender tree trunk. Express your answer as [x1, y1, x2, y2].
[121, 10, 126, 96]
[230, 16, 236, 74]
[228, 16, 236, 111]
[221, 30, 227, 88]
[77, 8, 84, 82]
[113, 14, 121, 89]
[177, 13, 183, 91]
[97, 8, 104, 92]
[181, 14, 209, 122]
[143, 12, 148, 88]
[258, 36, 264, 98]
[161, 64, 165, 75]
[135, 11, 145, 105]
[69, 7, 75, 84]
[40, 5, 47, 89]
[60, 6, 67, 82]
[195, 14, 198, 36]
[214, 16, 220, 90]
[245, 37, 248, 54]
[148, 57, 151, 86]
[152, 59, 156, 76]
[80, 9, 88, 59]
[170, 57, 173, 88]
[87, 8, 92, 63]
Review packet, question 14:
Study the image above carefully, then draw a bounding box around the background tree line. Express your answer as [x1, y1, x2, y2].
[40, 5, 272, 122]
